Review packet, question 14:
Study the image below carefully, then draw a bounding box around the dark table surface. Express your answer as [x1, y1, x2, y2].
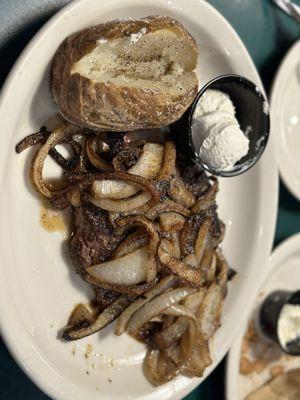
[1, 0, 300, 399]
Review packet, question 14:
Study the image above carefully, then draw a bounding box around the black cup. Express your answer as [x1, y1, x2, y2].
[171, 74, 270, 177]
[259, 290, 300, 355]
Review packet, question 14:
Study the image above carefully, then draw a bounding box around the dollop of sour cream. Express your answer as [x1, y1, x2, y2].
[192, 89, 249, 171]
[278, 303, 300, 351]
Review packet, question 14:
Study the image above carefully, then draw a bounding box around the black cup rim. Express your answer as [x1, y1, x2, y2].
[187, 74, 270, 177]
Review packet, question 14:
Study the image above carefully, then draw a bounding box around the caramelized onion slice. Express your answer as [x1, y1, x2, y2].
[89, 171, 160, 199]
[90, 143, 163, 199]
[108, 203, 151, 226]
[126, 287, 196, 336]
[87, 247, 148, 286]
[192, 178, 218, 214]
[197, 283, 223, 340]
[116, 216, 159, 282]
[62, 296, 130, 340]
[86, 137, 113, 171]
[115, 275, 178, 335]
[129, 143, 164, 178]
[216, 252, 229, 297]
[113, 231, 149, 258]
[88, 280, 155, 296]
[33, 123, 78, 197]
[158, 240, 203, 287]
[201, 250, 217, 284]
[144, 349, 181, 386]
[68, 303, 94, 326]
[152, 316, 189, 350]
[158, 142, 195, 208]
[195, 219, 212, 265]
[182, 327, 211, 377]
[159, 212, 186, 232]
[90, 191, 151, 212]
[145, 200, 190, 220]
[180, 214, 207, 257]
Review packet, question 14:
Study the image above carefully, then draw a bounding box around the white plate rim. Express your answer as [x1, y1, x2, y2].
[0, 1, 279, 399]
[225, 232, 300, 400]
[270, 39, 300, 200]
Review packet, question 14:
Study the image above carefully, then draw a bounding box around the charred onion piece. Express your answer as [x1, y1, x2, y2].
[126, 287, 196, 337]
[112, 146, 141, 171]
[32, 123, 80, 197]
[16, 131, 46, 153]
[113, 231, 150, 258]
[91, 143, 164, 199]
[50, 185, 81, 210]
[158, 142, 195, 208]
[115, 275, 178, 335]
[108, 203, 151, 226]
[145, 199, 190, 221]
[62, 295, 130, 340]
[159, 212, 186, 232]
[158, 240, 204, 287]
[86, 137, 113, 171]
[194, 219, 212, 264]
[180, 214, 207, 257]
[68, 303, 94, 326]
[116, 216, 160, 282]
[191, 178, 218, 214]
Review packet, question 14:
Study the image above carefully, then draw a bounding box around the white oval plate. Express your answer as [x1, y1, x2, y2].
[270, 40, 300, 200]
[0, 1, 278, 400]
[226, 233, 300, 400]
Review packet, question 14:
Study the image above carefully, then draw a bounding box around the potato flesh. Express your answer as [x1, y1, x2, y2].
[71, 29, 197, 95]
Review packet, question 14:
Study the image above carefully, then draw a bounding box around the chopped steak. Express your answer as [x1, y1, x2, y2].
[70, 203, 124, 308]
[70, 203, 122, 273]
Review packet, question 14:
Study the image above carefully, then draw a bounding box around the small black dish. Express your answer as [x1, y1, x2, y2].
[259, 290, 300, 356]
[171, 74, 270, 177]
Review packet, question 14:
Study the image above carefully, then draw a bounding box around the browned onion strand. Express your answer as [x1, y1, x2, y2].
[116, 216, 160, 282]
[86, 136, 114, 171]
[17, 125, 230, 385]
[113, 230, 150, 258]
[62, 295, 131, 341]
[15, 131, 47, 153]
[115, 275, 178, 336]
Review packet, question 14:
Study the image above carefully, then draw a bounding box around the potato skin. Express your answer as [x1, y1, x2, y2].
[51, 16, 198, 131]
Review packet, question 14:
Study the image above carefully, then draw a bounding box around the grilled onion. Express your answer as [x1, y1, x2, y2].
[116, 216, 159, 282]
[113, 231, 149, 258]
[127, 287, 196, 337]
[159, 212, 186, 232]
[158, 142, 195, 208]
[87, 247, 148, 286]
[90, 191, 152, 212]
[90, 143, 163, 199]
[145, 200, 190, 220]
[62, 295, 130, 340]
[32, 123, 79, 197]
[86, 137, 113, 171]
[115, 275, 178, 335]
[197, 283, 223, 340]
[158, 240, 203, 287]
